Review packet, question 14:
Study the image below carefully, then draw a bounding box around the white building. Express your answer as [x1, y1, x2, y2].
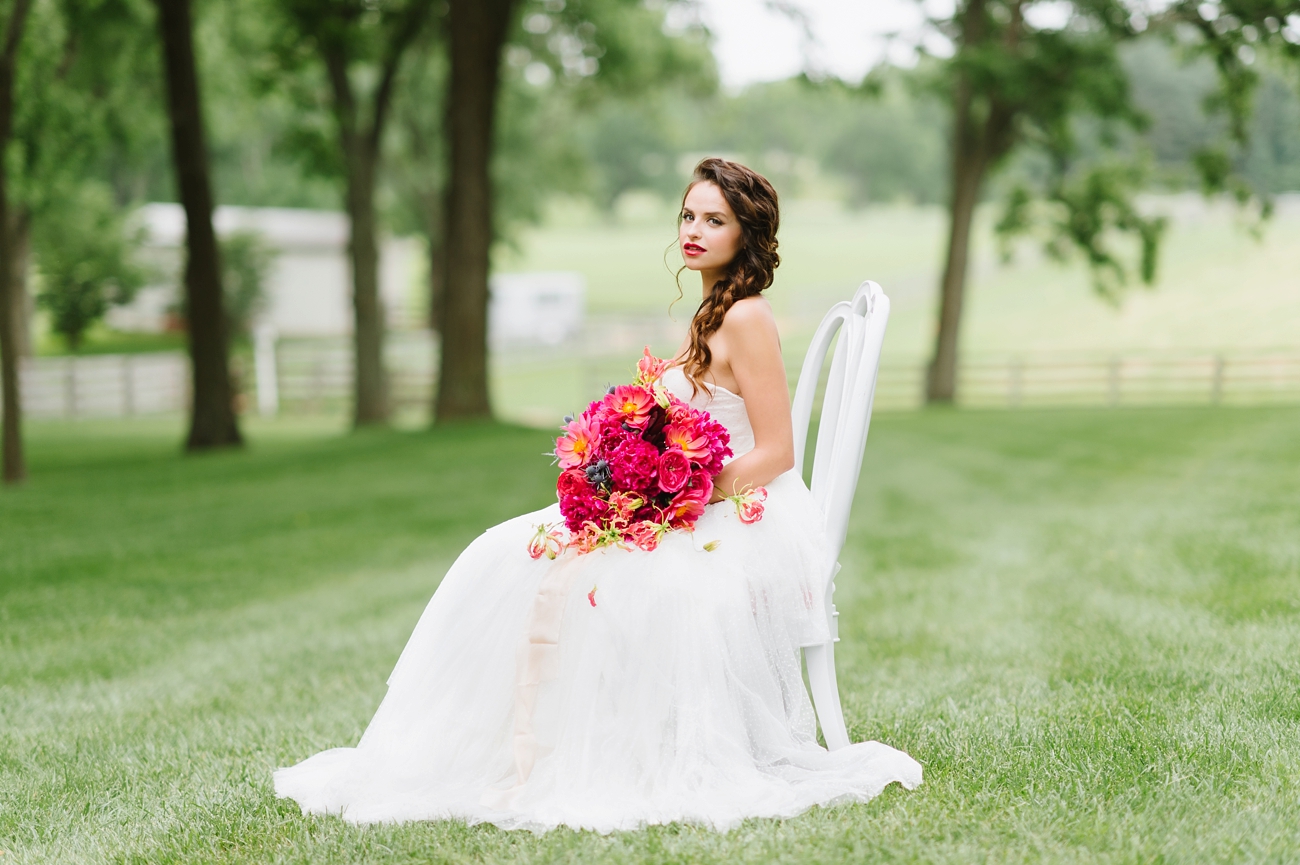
[489, 271, 585, 347]
[110, 204, 421, 336]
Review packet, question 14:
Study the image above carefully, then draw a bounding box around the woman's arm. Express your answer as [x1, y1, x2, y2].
[707, 299, 794, 502]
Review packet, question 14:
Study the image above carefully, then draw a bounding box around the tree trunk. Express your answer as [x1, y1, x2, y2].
[154, 0, 241, 449]
[925, 145, 988, 404]
[0, 0, 33, 485]
[9, 208, 31, 358]
[345, 144, 389, 425]
[422, 190, 445, 333]
[436, 0, 514, 422]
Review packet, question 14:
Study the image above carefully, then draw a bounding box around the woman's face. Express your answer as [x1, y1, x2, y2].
[678, 181, 743, 275]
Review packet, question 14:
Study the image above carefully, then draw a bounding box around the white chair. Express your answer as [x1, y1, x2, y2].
[791, 280, 891, 751]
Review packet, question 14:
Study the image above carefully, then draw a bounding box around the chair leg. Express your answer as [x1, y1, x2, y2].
[804, 641, 850, 750]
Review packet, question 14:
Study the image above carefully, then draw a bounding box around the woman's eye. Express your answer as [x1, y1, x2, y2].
[708, 218, 721, 226]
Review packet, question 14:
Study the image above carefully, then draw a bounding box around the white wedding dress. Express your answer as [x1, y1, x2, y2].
[275, 368, 921, 832]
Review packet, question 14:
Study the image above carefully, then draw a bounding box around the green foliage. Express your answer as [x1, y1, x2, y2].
[1161, 1, 1300, 206]
[487, 0, 716, 233]
[9, 0, 161, 214]
[220, 230, 275, 339]
[5, 407, 1300, 860]
[913, 2, 1175, 303]
[998, 161, 1169, 302]
[813, 76, 949, 206]
[32, 185, 147, 351]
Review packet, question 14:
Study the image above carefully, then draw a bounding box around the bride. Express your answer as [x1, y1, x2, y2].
[274, 158, 921, 832]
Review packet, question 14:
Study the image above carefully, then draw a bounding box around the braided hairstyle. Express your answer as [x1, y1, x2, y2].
[677, 158, 781, 396]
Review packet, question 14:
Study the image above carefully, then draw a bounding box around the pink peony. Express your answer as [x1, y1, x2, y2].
[657, 449, 690, 493]
[607, 435, 659, 493]
[561, 490, 608, 534]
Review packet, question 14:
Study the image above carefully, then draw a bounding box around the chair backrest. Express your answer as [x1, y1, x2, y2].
[791, 281, 891, 567]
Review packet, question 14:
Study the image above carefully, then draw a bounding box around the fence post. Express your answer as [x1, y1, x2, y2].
[309, 354, 324, 414]
[254, 324, 279, 417]
[65, 356, 77, 419]
[1008, 357, 1023, 408]
[1211, 354, 1225, 405]
[1107, 356, 1121, 407]
[122, 354, 135, 416]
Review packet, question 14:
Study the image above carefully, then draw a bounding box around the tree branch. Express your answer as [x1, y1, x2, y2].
[0, 0, 35, 144]
[367, 0, 437, 154]
[320, 40, 357, 154]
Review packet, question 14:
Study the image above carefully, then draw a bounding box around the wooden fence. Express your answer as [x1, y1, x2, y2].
[870, 352, 1300, 411]
[19, 352, 188, 419]
[17, 341, 1300, 420]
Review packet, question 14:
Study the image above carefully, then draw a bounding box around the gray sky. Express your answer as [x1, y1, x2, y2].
[694, 0, 944, 89]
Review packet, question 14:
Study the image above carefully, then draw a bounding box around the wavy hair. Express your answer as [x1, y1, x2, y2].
[675, 158, 780, 395]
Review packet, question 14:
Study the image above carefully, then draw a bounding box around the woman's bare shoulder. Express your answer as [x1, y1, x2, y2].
[720, 295, 776, 332]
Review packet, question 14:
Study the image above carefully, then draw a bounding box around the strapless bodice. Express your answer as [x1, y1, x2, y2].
[661, 367, 755, 462]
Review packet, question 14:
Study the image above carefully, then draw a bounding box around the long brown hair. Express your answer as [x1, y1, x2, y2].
[676, 158, 780, 395]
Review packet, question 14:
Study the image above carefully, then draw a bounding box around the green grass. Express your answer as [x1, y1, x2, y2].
[3, 407, 1299, 863]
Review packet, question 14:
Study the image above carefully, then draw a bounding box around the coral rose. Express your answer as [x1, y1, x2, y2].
[656, 449, 690, 493]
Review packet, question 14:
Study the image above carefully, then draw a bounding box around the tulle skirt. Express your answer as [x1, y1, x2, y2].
[273, 470, 921, 832]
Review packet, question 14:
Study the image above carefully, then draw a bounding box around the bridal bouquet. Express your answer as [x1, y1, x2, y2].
[528, 348, 765, 559]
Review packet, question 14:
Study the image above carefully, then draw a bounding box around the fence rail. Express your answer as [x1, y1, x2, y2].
[17, 341, 1300, 420]
[19, 353, 188, 419]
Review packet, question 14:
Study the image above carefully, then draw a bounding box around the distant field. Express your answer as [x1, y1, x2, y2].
[3, 407, 1299, 862]
[494, 194, 1300, 361]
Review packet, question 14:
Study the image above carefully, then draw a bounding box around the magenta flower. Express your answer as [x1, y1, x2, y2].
[657, 449, 690, 493]
[537, 351, 751, 557]
[607, 435, 659, 493]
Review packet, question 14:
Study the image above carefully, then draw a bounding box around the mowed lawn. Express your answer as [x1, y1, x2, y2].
[2, 407, 1299, 863]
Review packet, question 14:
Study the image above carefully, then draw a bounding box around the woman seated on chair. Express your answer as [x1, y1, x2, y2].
[273, 157, 922, 833]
